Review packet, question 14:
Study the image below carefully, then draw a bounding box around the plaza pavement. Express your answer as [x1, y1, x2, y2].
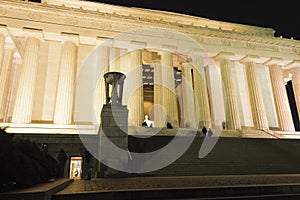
[2, 174, 300, 199]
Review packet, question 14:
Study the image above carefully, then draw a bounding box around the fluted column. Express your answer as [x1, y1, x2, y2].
[12, 37, 40, 123]
[191, 53, 211, 128]
[154, 57, 167, 127]
[160, 51, 179, 127]
[54, 40, 78, 124]
[292, 66, 300, 120]
[216, 53, 241, 130]
[0, 33, 5, 71]
[268, 63, 294, 131]
[241, 56, 269, 130]
[128, 49, 144, 126]
[0, 45, 15, 120]
[182, 63, 196, 128]
[94, 45, 109, 125]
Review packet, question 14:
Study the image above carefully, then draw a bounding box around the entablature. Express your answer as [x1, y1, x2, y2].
[1, 0, 300, 64]
[1, 0, 299, 48]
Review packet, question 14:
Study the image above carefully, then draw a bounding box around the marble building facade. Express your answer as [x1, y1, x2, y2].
[0, 0, 300, 137]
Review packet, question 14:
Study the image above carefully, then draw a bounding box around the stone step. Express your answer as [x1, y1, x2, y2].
[128, 135, 300, 177]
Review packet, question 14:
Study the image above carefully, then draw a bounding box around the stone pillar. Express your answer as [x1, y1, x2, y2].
[292, 66, 300, 120]
[268, 63, 294, 131]
[241, 56, 269, 130]
[181, 63, 196, 128]
[0, 33, 5, 71]
[94, 45, 110, 125]
[128, 49, 144, 126]
[160, 51, 179, 127]
[153, 58, 164, 127]
[0, 45, 15, 120]
[191, 52, 211, 128]
[54, 39, 78, 124]
[216, 52, 241, 130]
[12, 37, 40, 123]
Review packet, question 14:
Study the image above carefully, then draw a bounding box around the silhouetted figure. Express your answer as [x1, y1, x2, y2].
[202, 126, 207, 135]
[185, 122, 190, 128]
[142, 121, 148, 127]
[222, 120, 226, 129]
[167, 122, 173, 129]
[207, 127, 213, 137]
[86, 168, 92, 180]
[57, 149, 68, 178]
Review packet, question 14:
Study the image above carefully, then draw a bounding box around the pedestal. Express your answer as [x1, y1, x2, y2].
[98, 104, 129, 177]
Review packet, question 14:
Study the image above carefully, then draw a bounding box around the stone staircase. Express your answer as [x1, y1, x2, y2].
[128, 131, 300, 177]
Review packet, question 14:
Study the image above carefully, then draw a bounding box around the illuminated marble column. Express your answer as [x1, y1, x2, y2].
[291, 64, 300, 120]
[93, 45, 110, 125]
[160, 51, 179, 127]
[0, 44, 15, 120]
[54, 40, 78, 124]
[215, 52, 241, 130]
[191, 52, 211, 128]
[153, 58, 164, 127]
[267, 62, 294, 131]
[0, 33, 5, 70]
[182, 63, 196, 128]
[241, 56, 269, 130]
[128, 49, 144, 126]
[12, 36, 40, 123]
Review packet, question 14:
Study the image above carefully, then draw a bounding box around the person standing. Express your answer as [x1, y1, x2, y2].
[202, 126, 207, 135]
[207, 127, 213, 137]
[222, 120, 226, 129]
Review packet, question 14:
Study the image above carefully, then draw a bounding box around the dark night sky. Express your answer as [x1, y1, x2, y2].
[88, 0, 300, 40]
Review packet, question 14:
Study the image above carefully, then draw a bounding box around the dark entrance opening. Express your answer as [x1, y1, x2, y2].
[285, 80, 300, 131]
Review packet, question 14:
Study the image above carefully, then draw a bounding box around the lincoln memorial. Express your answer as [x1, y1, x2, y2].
[1, 0, 300, 178]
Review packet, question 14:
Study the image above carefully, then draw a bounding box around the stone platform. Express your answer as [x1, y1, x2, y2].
[0, 179, 73, 200]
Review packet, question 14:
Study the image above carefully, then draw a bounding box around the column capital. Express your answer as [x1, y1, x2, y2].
[0, 26, 9, 37]
[96, 36, 113, 46]
[214, 51, 234, 61]
[129, 40, 146, 51]
[286, 59, 300, 68]
[23, 27, 44, 42]
[263, 57, 284, 66]
[61, 32, 79, 46]
[239, 54, 260, 63]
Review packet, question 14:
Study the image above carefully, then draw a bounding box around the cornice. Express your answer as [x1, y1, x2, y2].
[1, 0, 300, 54]
[44, 0, 275, 36]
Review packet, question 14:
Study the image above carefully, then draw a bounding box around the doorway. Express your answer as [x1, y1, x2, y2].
[69, 157, 83, 179]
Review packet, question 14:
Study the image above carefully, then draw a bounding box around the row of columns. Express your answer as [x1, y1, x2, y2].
[217, 53, 295, 132]
[128, 49, 211, 129]
[0, 32, 298, 132]
[0, 31, 79, 125]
